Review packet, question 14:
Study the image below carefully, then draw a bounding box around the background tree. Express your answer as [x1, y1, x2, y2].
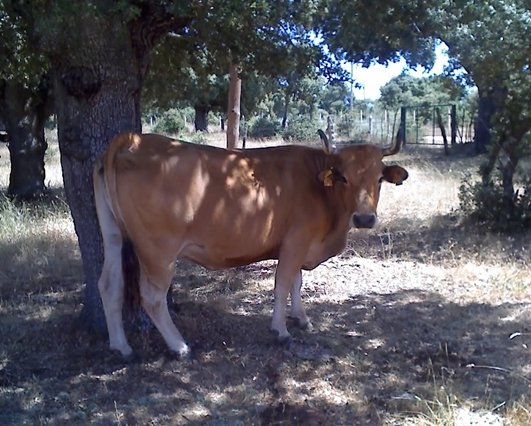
[0, 5, 53, 199]
[379, 74, 463, 113]
[429, 0, 531, 225]
[319, 81, 350, 115]
[143, 39, 228, 132]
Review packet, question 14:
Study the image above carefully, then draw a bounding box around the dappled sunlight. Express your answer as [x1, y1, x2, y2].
[1, 132, 529, 425]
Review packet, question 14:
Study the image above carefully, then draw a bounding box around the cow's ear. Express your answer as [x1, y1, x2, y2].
[319, 167, 347, 187]
[382, 165, 408, 185]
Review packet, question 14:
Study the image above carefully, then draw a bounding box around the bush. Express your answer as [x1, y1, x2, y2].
[248, 117, 277, 139]
[153, 109, 185, 135]
[188, 131, 208, 145]
[281, 117, 319, 142]
[336, 114, 354, 137]
[459, 173, 531, 231]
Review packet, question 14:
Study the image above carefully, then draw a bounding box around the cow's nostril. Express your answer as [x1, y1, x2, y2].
[353, 213, 376, 229]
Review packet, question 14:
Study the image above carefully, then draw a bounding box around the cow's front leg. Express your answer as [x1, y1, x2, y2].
[290, 270, 313, 331]
[271, 260, 300, 343]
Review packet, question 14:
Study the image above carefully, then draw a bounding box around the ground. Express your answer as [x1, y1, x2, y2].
[0, 133, 529, 425]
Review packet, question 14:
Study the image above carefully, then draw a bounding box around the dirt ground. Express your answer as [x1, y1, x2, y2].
[0, 139, 529, 425]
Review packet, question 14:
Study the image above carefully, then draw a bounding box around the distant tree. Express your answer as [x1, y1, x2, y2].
[431, 1, 531, 224]
[320, 81, 350, 115]
[0, 5, 53, 199]
[379, 74, 463, 111]
[143, 39, 228, 133]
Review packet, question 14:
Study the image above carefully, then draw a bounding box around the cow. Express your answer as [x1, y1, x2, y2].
[93, 130, 408, 359]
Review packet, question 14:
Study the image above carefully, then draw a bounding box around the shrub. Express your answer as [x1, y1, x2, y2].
[248, 117, 277, 139]
[188, 131, 207, 145]
[459, 173, 530, 231]
[153, 109, 185, 135]
[281, 117, 319, 142]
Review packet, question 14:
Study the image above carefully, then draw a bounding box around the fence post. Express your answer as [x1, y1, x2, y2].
[451, 104, 457, 145]
[400, 106, 407, 145]
[435, 107, 450, 156]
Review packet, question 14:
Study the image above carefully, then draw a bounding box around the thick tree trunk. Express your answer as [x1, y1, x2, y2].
[226, 63, 241, 150]
[0, 78, 52, 199]
[194, 105, 210, 132]
[52, 23, 145, 335]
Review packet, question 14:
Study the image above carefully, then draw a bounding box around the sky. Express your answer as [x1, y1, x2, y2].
[349, 43, 449, 100]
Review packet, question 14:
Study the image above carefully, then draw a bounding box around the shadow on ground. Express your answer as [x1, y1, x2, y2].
[1, 256, 529, 424]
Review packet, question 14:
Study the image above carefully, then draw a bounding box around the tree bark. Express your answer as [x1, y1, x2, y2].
[194, 104, 210, 132]
[0, 77, 53, 199]
[226, 63, 241, 150]
[474, 87, 497, 154]
[281, 91, 290, 129]
[51, 21, 145, 335]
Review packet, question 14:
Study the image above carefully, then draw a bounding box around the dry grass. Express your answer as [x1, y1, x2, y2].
[0, 131, 529, 425]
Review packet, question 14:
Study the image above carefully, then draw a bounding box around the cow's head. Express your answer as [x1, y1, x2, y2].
[318, 130, 408, 229]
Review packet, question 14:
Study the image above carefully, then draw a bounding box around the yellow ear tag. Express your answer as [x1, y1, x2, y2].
[323, 169, 334, 187]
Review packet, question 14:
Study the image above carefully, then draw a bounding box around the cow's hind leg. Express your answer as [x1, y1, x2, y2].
[289, 270, 313, 331]
[94, 164, 133, 358]
[139, 270, 190, 358]
[98, 236, 134, 358]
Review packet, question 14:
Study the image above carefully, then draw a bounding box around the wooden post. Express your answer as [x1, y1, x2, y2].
[435, 107, 449, 155]
[400, 106, 407, 145]
[226, 63, 241, 150]
[451, 104, 457, 145]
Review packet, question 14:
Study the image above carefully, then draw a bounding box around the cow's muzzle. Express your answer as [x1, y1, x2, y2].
[352, 213, 377, 229]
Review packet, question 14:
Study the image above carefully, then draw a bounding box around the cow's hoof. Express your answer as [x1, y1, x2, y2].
[165, 346, 197, 363]
[174, 346, 192, 361]
[180, 347, 198, 363]
[111, 349, 139, 364]
[298, 320, 314, 332]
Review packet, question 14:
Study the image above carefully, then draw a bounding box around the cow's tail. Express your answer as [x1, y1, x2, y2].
[94, 133, 142, 313]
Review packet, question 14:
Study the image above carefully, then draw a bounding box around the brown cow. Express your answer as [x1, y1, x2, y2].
[93, 130, 408, 358]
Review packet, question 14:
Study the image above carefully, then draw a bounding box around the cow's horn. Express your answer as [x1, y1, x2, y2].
[382, 128, 404, 157]
[317, 129, 331, 154]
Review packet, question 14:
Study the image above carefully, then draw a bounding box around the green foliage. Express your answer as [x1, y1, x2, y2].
[380, 74, 463, 111]
[153, 109, 185, 135]
[248, 116, 277, 139]
[317, 1, 437, 68]
[336, 114, 355, 138]
[0, 5, 49, 88]
[320, 82, 350, 114]
[188, 131, 208, 145]
[281, 116, 318, 142]
[459, 174, 530, 232]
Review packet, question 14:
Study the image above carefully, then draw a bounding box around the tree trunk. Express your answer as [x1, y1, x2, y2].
[52, 23, 145, 335]
[194, 105, 210, 132]
[226, 63, 241, 150]
[474, 87, 497, 154]
[0, 78, 53, 199]
[281, 91, 290, 129]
